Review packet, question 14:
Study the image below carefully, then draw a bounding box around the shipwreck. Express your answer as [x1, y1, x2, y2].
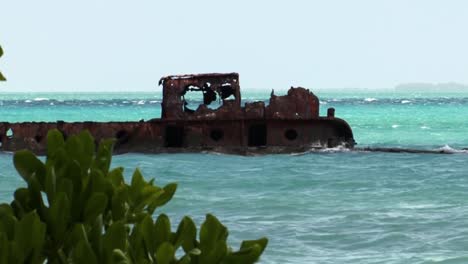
[0, 73, 355, 154]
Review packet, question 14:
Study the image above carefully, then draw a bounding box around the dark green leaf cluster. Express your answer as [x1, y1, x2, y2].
[0, 129, 268, 263]
[0, 45, 5, 81]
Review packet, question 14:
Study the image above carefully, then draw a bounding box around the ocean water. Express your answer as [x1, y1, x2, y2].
[1, 90, 468, 263]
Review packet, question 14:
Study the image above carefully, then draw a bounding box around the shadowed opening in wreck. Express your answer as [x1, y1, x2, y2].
[165, 126, 184, 148]
[116, 130, 130, 145]
[285, 129, 298, 141]
[35, 135, 43, 143]
[210, 129, 224, 142]
[181, 83, 222, 112]
[248, 124, 267, 147]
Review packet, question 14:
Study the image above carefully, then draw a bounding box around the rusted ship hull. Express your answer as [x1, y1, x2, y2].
[0, 73, 355, 154]
[0, 118, 354, 154]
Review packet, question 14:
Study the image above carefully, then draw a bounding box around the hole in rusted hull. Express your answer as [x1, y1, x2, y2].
[116, 130, 130, 145]
[35, 135, 43, 143]
[248, 124, 267, 146]
[165, 126, 184, 148]
[285, 129, 298, 141]
[210, 129, 224, 141]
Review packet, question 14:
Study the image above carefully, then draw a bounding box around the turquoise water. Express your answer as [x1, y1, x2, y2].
[1, 90, 468, 263]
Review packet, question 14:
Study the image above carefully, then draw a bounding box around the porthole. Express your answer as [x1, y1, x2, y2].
[210, 129, 224, 141]
[284, 129, 298, 141]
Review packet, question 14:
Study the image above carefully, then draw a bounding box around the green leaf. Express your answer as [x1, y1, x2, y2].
[240, 237, 268, 254]
[223, 238, 268, 264]
[65, 223, 88, 251]
[13, 150, 46, 185]
[93, 139, 115, 174]
[88, 215, 103, 259]
[139, 215, 155, 254]
[49, 192, 70, 242]
[0, 203, 13, 217]
[103, 221, 127, 262]
[176, 255, 191, 264]
[84, 192, 108, 223]
[200, 214, 228, 251]
[155, 242, 175, 264]
[111, 188, 129, 221]
[130, 169, 146, 195]
[13, 188, 30, 213]
[77, 130, 95, 167]
[148, 183, 177, 212]
[199, 214, 229, 263]
[46, 129, 65, 158]
[223, 244, 263, 264]
[0, 204, 16, 240]
[0, 233, 10, 263]
[0, 46, 5, 81]
[13, 211, 46, 263]
[113, 249, 131, 264]
[174, 216, 197, 252]
[65, 160, 83, 195]
[44, 165, 57, 204]
[72, 239, 98, 264]
[108, 167, 125, 187]
[154, 214, 172, 246]
[27, 175, 47, 215]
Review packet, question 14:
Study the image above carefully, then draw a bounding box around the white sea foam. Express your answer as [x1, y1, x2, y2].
[401, 100, 411, 104]
[392, 124, 399, 128]
[319, 145, 351, 153]
[33, 97, 49, 101]
[25, 99, 32, 103]
[420, 126, 430, 129]
[435, 144, 468, 154]
[398, 202, 441, 209]
[364, 98, 377, 102]
[137, 100, 145, 105]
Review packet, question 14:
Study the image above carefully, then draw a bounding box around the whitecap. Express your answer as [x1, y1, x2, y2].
[364, 98, 377, 102]
[398, 202, 441, 209]
[320, 146, 351, 153]
[319, 101, 327, 105]
[435, 144, 468, 154]
[420, 126, 430, 129]
[149, 100, 159, 104]
[33, 97, 49, 101]
[391, 124, 399, 128]
[24, 100, 32, 103]
[137, 100, 145, 105]
[401, 100, 411, 104]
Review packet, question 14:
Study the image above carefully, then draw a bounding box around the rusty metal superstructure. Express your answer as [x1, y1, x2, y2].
[0, 73, 354, 154]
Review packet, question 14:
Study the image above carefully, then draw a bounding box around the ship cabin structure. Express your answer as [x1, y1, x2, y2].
[0, 73, 354, 154]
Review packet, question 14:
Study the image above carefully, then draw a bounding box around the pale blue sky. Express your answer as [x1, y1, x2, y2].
[1, 0, 467, 92]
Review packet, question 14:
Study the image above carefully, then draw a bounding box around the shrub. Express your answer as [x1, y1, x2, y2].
[0, 129, 267, 263]
[0, 45, 5, 81]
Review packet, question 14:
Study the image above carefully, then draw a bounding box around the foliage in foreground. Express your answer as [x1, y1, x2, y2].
[0, 129, 267, 263]
[0, 45, 5, 81]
